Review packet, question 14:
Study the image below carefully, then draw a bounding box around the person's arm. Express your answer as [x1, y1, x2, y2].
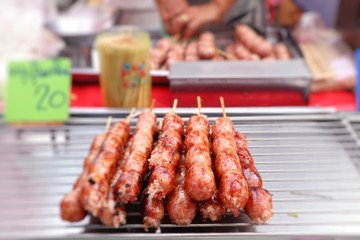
[155, 0, 188, 35]
[174, 0, 236, 40]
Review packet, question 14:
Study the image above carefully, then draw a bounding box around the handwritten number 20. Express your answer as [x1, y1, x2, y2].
[34, 84, 66, 111]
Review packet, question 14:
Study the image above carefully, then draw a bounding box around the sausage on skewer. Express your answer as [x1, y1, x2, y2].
[234, 131, 273, 224]
[167, 159, 198, 225]
[224, 43, 238, 60]
[60, 134, 104, 222]
[151, 38, 173, 70]
[199, 189, 226, 221]
[185, 41, 199, 61]
[235, 24, 273, 58]
[81, 114, 132, 217]
[144, 100, 184, 230]
[143, 122, 166, 231]
[143, 194, 165, 232]
[234, 132, 262, 187]
[211, 98, 249, 217]
[184, 97, 216, 201]
[147, 101, 184, 200]
[274, 42, 291, 60]
[198, 31, 217, 59]
[98, 138, 133, 227]
[115, 111, 157, 204]
[165, 44, 185, 69]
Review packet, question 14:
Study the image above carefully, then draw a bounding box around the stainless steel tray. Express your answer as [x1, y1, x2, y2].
[71, 27, 301, 86]
[1, 107, 360, 239]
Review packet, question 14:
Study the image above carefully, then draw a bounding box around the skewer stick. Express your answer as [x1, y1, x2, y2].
[172, 99, 178, 113]
[217, 48, 232, 60]
[197, 96, 202, 116]
[220, 96, 227, 118]
[173, 34, 181, 43]
[182, 39, 189, 49]
[125, 108, 136, 124]
[158, 120, 163, 132]
[104, 116, 112, 133]
[150, 99, 156, 113]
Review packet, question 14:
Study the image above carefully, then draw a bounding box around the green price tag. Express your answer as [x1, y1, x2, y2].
[5, 58, 71, 122]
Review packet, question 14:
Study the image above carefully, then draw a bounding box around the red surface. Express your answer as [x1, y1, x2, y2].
[71, 83, 356, 111]
[171, 90, 306, 107]
[309, 90, 356, 111]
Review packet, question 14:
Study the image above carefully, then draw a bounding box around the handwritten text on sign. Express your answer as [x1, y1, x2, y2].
[5, 58, 71, 122]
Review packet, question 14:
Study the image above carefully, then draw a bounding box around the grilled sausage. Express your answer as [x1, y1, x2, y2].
[165, 44, 185, 69]
[98, 138, 133, 227]
[225, 43, 238, 60]
[244, 187, 273, 224]
[235, 24, 272, 57]
[199, 189, 226, 221]
[60, 134, 104, 222]
[185, 41, 199, 61]
[234, 132, 262, 187]
[81, 120, 130, 217]
[115, 112, 157, 204]
[143, 195, 165, 231]
[147, 112, 184, 200]
[184, 115, 216, 201]
[198, 31, 216, 59]
[166, 161, 198, 225]
[151, 38, 173, 70]
[234, 131, 273, 223]
[233, 43, 252, 60]
[274, 42, 291, 60]
[211, 117, 249, 217]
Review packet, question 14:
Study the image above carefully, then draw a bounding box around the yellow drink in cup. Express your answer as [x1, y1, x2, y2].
[96, 27, 151, 108]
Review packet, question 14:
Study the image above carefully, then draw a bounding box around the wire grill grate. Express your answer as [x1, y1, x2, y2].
[1, 108, 360, 239]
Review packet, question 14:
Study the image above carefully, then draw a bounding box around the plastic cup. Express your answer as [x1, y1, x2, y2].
[96, 27, 151, 108]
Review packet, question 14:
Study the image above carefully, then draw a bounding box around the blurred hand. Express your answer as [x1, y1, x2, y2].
[172, 2, 223, 40]
[156, 0, 188, 35]
[171, 0, 236, 39]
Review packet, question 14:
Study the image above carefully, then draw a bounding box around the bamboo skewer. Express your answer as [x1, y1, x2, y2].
[219, 96, 227, 118]
[104, 116, 112, 133]
[217, 48, 232, 60]
[197, 96, 202, 116]
[172, 99, 178, 113]
[173, 34, 181, 43]
[125, 108, 136, 124]
[300, 43, 336, 81]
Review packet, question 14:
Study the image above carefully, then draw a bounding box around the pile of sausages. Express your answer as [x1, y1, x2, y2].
[150, 24, 291, 70]
[60, 110, 273, 231]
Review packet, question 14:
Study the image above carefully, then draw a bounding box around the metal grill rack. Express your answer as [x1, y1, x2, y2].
[1, 107, 360, 240]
